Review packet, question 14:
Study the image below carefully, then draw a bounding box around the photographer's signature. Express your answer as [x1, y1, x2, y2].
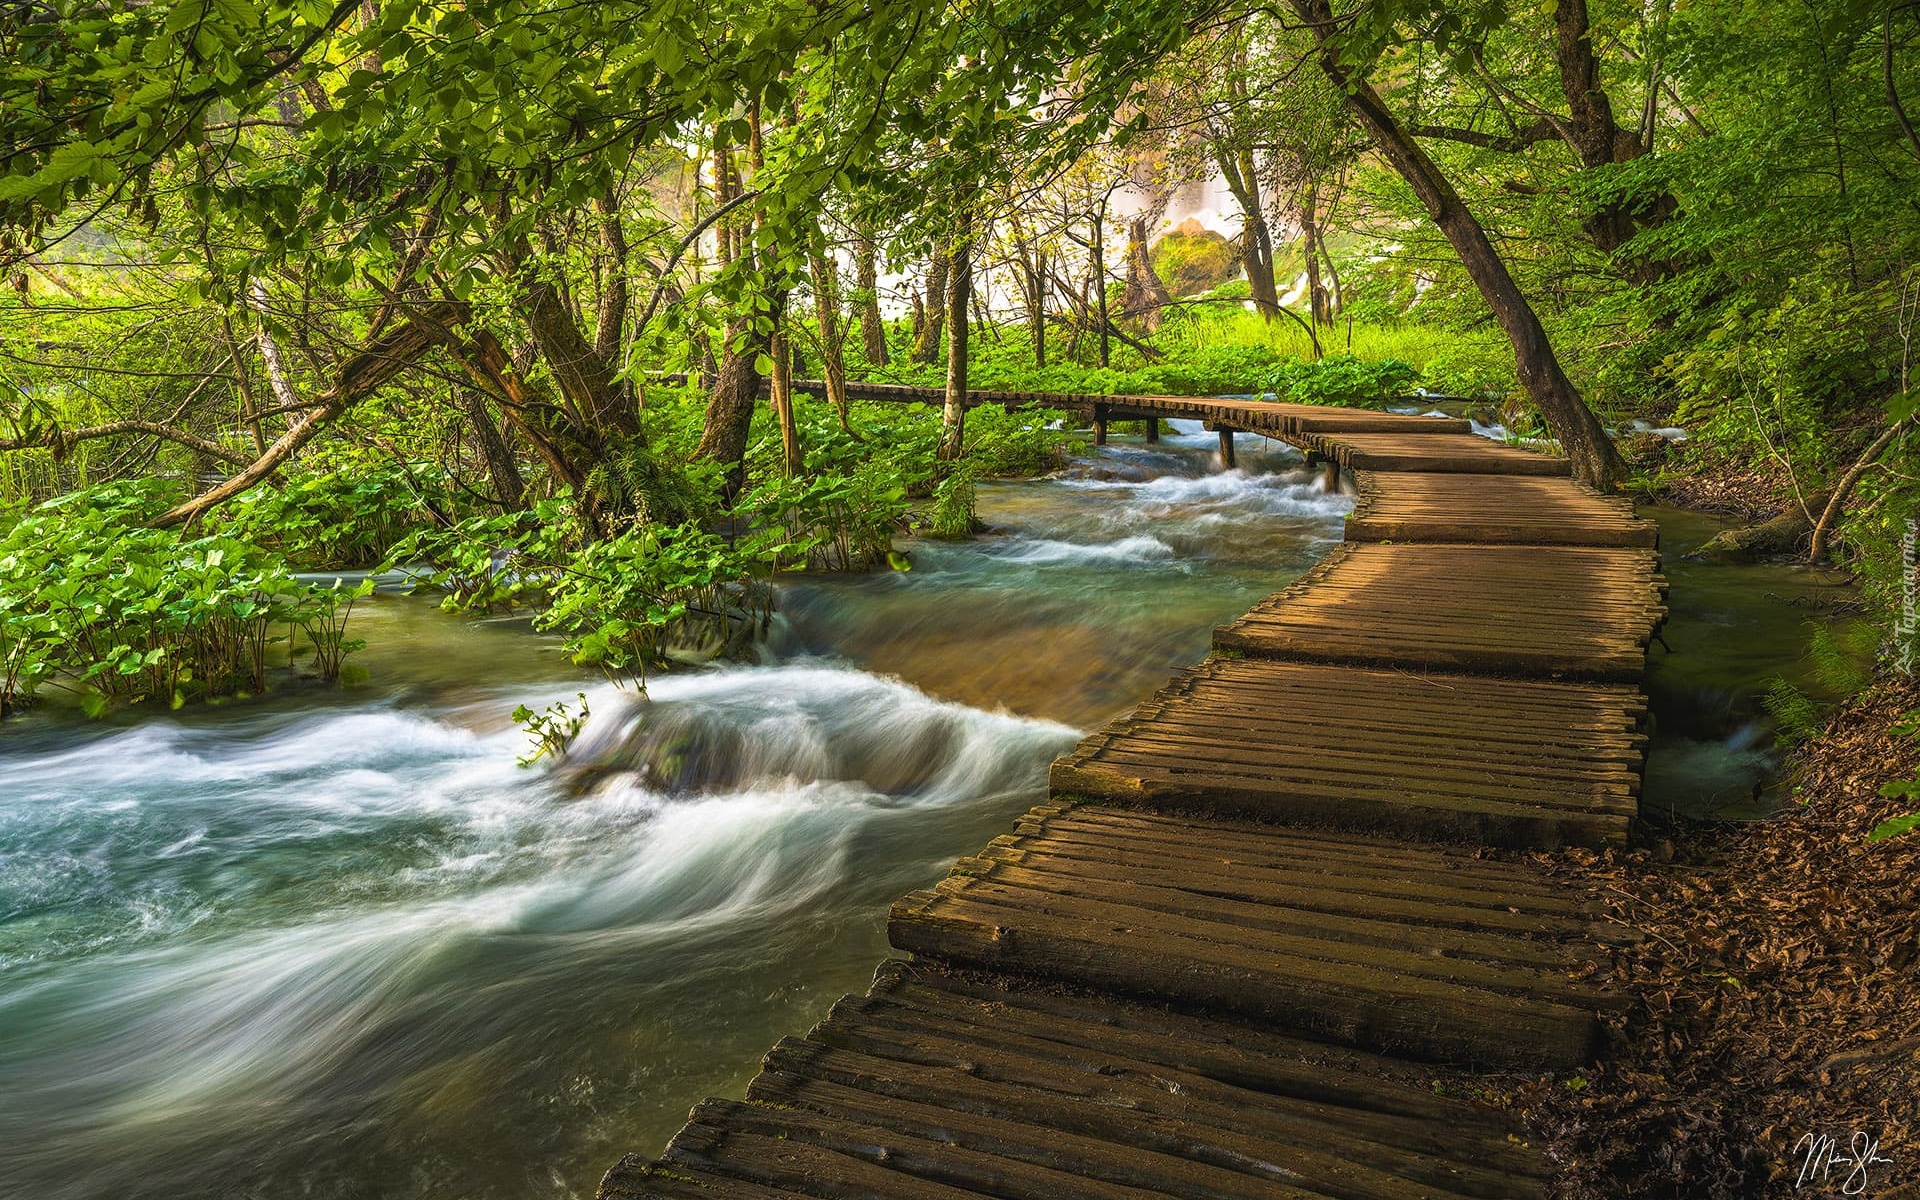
[1795, 1131, 1894, 1195]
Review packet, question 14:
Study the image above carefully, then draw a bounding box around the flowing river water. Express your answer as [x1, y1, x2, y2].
[0, 423, 1862, 1198]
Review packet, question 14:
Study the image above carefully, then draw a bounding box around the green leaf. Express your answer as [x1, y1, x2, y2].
[1887, 388, 1918, 425]
[1868, 811, 1920, 842]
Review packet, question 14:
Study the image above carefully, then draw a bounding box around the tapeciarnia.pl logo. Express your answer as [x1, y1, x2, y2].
[1900, 519, 1917, 675]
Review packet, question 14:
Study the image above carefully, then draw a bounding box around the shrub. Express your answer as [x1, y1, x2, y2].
[740, 465, 911, 572]
[1265, 354, 1422, 407]
[0, 483, 367, 717]
[539, 524, 772, 685]
[215, 456, 453, 568]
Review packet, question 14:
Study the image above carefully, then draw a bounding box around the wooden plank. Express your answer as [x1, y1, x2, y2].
[1213, 543, 1666, 683]
[1050, 659, 1644, 847]
[1345, 471, 1658, 548]
[1300, 432, 1572, 476]
[889, 882, 1605, 1070]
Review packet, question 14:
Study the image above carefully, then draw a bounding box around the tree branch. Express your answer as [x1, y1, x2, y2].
[1407, 117, 1559, 153]
[153, 306, 457, 528]
[0, 420, 253, 466]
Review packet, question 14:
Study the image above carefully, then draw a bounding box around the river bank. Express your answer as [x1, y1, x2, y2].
[1520, 676, 1920, 1198]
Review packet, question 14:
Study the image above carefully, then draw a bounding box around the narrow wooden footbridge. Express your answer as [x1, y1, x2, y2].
[599, 386, 1666, 1200]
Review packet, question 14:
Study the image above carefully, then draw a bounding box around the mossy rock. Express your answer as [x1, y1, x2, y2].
[1151, 218, 1239, 297]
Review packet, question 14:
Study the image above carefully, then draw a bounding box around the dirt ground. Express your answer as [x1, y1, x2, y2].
[1517, 677, 1920, 1199]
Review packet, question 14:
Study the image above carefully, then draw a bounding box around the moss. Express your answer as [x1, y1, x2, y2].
[1151, 219, 1239, 297]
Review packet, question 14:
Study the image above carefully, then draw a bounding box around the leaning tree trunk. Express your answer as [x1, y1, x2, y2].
[1809, 419, 1909, 562]
[156, 307, 456, 527]
[454, 386, 528, 511]
[695, 317, 768, 500]
[1291, 0, 1624, 489]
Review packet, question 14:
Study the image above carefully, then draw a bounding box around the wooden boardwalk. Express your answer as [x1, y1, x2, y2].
[598, 390, 1664, 1200]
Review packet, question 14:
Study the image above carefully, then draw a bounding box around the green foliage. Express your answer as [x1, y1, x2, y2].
[922, 466, 980, 539]
[389, 495, 585, 615]
[0, 482, 367, 717]
[1265, 355, 1421, 407]
[1761, 623, 1881, 748]
[513, 693, 592, 766]
[961, 406, 1083, 476]
[214, 458, 454, 568]
[1869, 712, 1920, 841]
[741, 467, 911, 572]
[1762, 679, 1824, 747]
[1150, 225, 1240, 296]
[538, 524, 771, 685]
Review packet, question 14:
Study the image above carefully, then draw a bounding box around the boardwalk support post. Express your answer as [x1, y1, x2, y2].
[1219, 428, 1237, 469]
[1145, 417, 1160, 443]
[1093, 403, 1107, 446]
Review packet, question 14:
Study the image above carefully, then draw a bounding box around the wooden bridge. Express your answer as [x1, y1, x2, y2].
[599, 388, 1664, 1200]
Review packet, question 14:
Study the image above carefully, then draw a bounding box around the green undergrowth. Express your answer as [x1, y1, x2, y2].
[0, 481, 368, 718]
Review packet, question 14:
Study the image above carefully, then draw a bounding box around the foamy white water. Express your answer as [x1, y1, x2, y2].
[0, 420, 1346, 1200]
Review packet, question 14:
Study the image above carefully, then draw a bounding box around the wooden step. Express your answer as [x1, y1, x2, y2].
[887, 805, 1618, 1070]
[1345, 471, 1658, 548]
[1214, 542, 1667, 681]
[599, 963, 1554, 1200]
[1301, 431, 1571, 476]
[1050, 657, 1643, 847]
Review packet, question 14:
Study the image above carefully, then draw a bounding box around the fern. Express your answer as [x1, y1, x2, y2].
[1762, 678, 1823, 747]
[1807, 622, 1877, 695]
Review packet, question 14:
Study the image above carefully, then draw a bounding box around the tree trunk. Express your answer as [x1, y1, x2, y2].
[770, 322, 801, 476]
[940, 209, 973, 462]
[1091, 202, 1110, 368]
[248, 280, 303, 432]
[1318, 228, 1344, 320]
[1215, 143, 1279, 317]
[593, 199, 630, 374]
[1121, 217, 1172, 332]
[1809, 421, 1908, 562]
[1552, 0, 1679, 280]
[912, 251, 948, 364]
[809, 250, 853, 431]
[695, 318, 768, 500]
[1301, 180, 1331, 327]
[855, 233, 889, 366]
[1292, 0, 1625, 489]
[454, 386, 528, 510]
[156, 308, 455, 527]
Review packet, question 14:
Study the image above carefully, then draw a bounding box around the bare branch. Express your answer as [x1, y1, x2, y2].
[0, 420, 253, 466]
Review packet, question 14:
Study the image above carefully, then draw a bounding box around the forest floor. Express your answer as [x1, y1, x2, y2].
[1514, 676, 1920, 1199]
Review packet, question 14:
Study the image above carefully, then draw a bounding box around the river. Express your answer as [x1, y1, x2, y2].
[0, 425, 1862, 1198]
[0, 423, 1348, 1200]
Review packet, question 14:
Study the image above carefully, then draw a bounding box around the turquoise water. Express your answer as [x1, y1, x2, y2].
[1640, 505, 1868, 820]
[0, 424, 1345, 1200]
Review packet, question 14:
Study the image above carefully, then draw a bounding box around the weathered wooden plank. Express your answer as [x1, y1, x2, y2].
[1345, 471, 1655, 547]
[914, 872, 1612, 1003]
[751, 1044, 1531, 1200]
[1301, 431, 1572, 475]
[1213, 543, 1666, 683]
[963, 843, 1589, 935]
[889, 885, 1603, 1070]
[1050, 760, 1633, 848]
[1009, 811, 1592, 900]
[1050, 658, 1643, 847]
